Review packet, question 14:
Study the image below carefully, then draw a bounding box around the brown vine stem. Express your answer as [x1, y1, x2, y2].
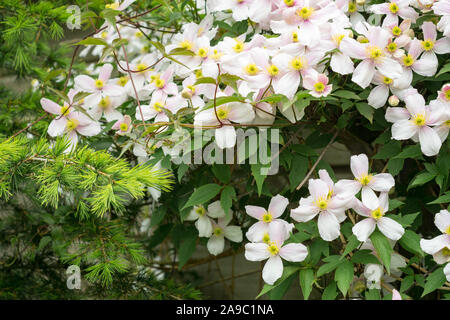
[198, 269, 261, 289]
[295, 129, 340, 190]
[214, 257, 233, 299]
[9, 114, 48, 140]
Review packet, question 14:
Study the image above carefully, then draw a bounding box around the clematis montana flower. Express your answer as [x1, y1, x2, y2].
[392, 289, 402, 300]
[207, 215, 243, 256]
[245, 221, 308, 285]
[185, 201, 226, 237]
[386, 93, 444, 156]
[112, 115, 132, 135]
[352, 192, 405, 241]
[194, 101, 255, 149]
[369, 0, 419, 27]
[291, 178, 353, 241]
[335, 153, 395, 204]
[245, 194, 294, 243]
[420, 209, 450, 265]
[302, 71, 332, 98]
[340, 24, 403, 88]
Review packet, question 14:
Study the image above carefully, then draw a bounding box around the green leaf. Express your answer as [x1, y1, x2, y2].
[335, 260, 354, 296]
[421, 267, 446, 297]
[436, 62, 450, 78]
[194, 77, 217, 85]
[399, 230, 425, 257]
[168, 47, 195, 56]
[351, 250, 381, 265]
[182, 184, 222, 210]
[370, 230, 392, 272]
[178, 233, 197, 270]
[269, 273, 296, 300]
[400, 275, 415, 292]
[373, 140, 401, 159]
[37, 236, 52, 251]
[387, 158, 404, 176]
[365, 289, 381, 300]
[288, 154, 308, 192]
[220, 185, 236, 216]
[355, 102, 374, 123]
[177, 163, 189, 183]
[212, 164, 231, 184]
[251, 164, 268, 196]
[407, 172, 436, 190]
[428, 192, 450, 205]
[394, 145, 422, 159]
[256, 266, 300, 299]
[317, 255, 342, 277]
[299, 269, 315, 300]
[341, 234, 361, 258]
[75, 37, 108, 46]
[322, 281, 338, 300]
[332, 90, 361, 100]
[150, 206, 167, 227]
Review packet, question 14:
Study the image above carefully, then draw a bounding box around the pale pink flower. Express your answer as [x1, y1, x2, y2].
[245, 194, 293, 243]
[335, 154, 395, 205]
[386, 93, 444, 156]
[193, 101, 255, 149]
[112, 115, 132, 135]
[352, 192, 405, 241]
[302, 71, 332, 98]
[369, 0, 419, 27]
[392, 289, 402, 300]
[419, 21, 450, 62]
[291, 178, 353, 241]
[420, 209, 450, 265]
[433, 0, 450, 37]
[398, 39, 438, 78]
[340, 25, 403, 88]
[136, 91, 186, 123]
[245, 221, 308, 285]
[208, 0, 271, 23]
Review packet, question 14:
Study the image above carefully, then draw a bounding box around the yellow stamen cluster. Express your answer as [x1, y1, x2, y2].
[195, 206, 206, 216]
[442, 247, 450, 256]
[333, 34, 346, 46]
[60, 106, 70, 116]
[392, 26, 402, 36]
[210, 49, 223, 61]
[105, 2, 119, 10]
[179, 40, 193, 50]
[348, 1, 357, 13]
[245, 63, 260, 75]
[197, 47, 209, 58]
[284, 0, 295, 6]
[155, 78, 165, 88]
[371, 208, 384, 220]
[120, 123, 129, 132]
[383, 76, 393, 85]
[153, 102, 164, 112]
[101, 31, 108, 39]
[445, 90, 450, 101]
[315, 197, 328, 210]
[314, 82, 325, 92]
[290, 57, 305, 70]
[66, 119, 79, 131]
[99, 96, 111, 109]
[402, 54, 414, 66]
[136, 63, 148, 74]
[267, 242, 280, 256]
[213, 227, 223, 236]
[292, 31, 299, 43]
[421, 39, 434, 51]
[368, 46, 384, 60]
[233, 40, 244, 53]
[358, 37, 369, 44]
[195, 69, 203, 78]
[262, 212, 273, 223]
[117, 76, 129, 86]
[387, 42, 397, 52]
[262, 233, 271, 244]
[358, 174, 373, 186]
[135, 31, 143, 38]
[267, 64, 279, 76]
[389, 2, 399, 13]
[445, 225, 450, 235]
[296, 7, 314, 19]
[412, 114, 426, 126]
[95, 79, 104, 89]
[217, 107, 228, 120]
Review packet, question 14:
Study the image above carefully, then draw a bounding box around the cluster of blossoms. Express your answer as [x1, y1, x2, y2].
[39, 0, 449, 155]
[243, 153, 406, 285]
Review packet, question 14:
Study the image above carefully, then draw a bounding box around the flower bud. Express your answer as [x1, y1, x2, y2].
[405, 29, 415, 38]
[181, 88, 193, 99]
[388, 95, 399, 106]
[356, 0, 365, 5]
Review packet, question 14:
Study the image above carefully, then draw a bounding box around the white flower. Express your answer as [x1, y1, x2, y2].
[185, 201, 226, 237]
[207, 215, 243, 256]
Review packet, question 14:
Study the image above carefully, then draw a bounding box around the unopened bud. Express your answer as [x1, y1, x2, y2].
[181, 88, 193, 99]
[347, 30, 354, 38]
[388, 95, 399, 106]
[356, 0, 365, 5]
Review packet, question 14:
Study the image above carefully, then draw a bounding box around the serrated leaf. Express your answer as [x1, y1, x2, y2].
[322, 281, 338, 300]
[332, 90, 361, 100]
[421, 267, 446, 297]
